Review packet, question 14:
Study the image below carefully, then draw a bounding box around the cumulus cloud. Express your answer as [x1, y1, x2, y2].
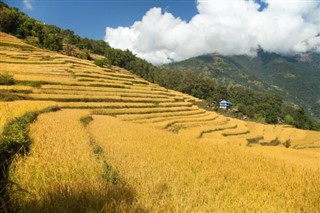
[105, 0, 320, 64]
[23, 0, 33, 10]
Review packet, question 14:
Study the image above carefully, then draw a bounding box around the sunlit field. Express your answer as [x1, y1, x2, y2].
[0, 101, 55, 133]
[1, 32, 320, 212]
[9, 111, 320, 212]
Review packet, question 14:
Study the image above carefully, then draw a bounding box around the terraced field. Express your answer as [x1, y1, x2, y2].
[1, 32, 320, 212]
[2, 32, 319, 149]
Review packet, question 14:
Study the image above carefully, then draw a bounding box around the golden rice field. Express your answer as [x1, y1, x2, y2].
[8, 111, 320, 212]
[0, 100, 55, 133]
[1, 32, 320, 212]
[9, 110, 139, 212]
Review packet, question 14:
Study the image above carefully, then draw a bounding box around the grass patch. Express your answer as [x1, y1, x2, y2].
[8, 56, 29, 60]
[246, 136, 264, 146]
[198, 125, 238, 138]
[15, 80, 45, 87]
[39, 56, 59, 61]
[15, 81, 63, 88]
[260, 137, 281, 146]
[0, 73, 15, 86]
[0, 89, 32, 94]
[283, 139, 291, 148]
[0, 106, 60, 211]
[131, 80, 149, 85]
[222, 130, 250, 137]
[0, 92, 25, 101]
[80, 115, 94, 126]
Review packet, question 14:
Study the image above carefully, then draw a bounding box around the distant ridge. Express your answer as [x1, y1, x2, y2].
[163, 50, 320, 121]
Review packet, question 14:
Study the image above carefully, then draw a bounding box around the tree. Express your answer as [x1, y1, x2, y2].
[284, 114, 294, 125]
[0, 6, 19, 33]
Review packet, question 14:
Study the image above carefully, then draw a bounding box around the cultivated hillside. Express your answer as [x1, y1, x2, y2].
[1, 33, 320, 212]
[163, 51, 320, 121]
[1, 33, 319, 148]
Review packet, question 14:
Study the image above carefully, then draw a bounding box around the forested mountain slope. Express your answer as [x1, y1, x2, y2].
[163, 51, 320, 121]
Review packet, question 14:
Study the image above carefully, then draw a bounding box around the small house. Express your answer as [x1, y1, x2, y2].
[219, 100, 232, 109]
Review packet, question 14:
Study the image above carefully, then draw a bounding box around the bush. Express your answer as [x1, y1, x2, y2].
[247, 136, 264, 145]
[284, 114, 294, 125]
[0, 73, 15, 85]
[0, 92, 25, 101]
[80, 115, 93, 126]
[260, 137, 281, 146]
[283, 139, 291, 148]
[94, 59, 109, 67]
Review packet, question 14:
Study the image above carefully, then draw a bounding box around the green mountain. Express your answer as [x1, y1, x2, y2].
[163, 50, 320, 121]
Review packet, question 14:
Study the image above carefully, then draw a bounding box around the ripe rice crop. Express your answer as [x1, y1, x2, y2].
[74, 72, 148, 84]
[118, 109, 206, 121]
[0, 85, 34, 91]
[40, 84, 176, 96]
[149, 114, 220, 129]
[21, 93, 176, 103]
[0, 32, 31, 46]
[12, 74, 72, 83]
[0, 63, 69, 73]
[62, 81, 132, 88]
[92, 106, 198, 115]
[32, 88, 171, 99]
[0, 100, 55, 133]
[87, 115, 320, 212]
[8, 110, 136, 212]
[2, 33, 320, 212]
[76, 77, 134, 85]
[56, 102, 156, 108]
[135, 111, 216, 124]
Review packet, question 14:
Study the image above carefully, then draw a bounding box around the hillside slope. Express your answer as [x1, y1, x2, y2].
[1, 33, 320, 212]
[163, 51, 320, 121]
[1, 32, 319, 148]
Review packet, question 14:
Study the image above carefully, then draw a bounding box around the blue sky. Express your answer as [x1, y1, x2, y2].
[4, 0, 198, 40]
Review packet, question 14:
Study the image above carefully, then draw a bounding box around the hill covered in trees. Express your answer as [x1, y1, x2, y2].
[1, 1, 319, 130]
[163, 51, 320, 122]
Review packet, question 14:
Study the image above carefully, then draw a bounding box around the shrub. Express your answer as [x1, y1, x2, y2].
[80, 115, 93, 126]
[247, 136, 264, 145]
[15, 80, 44, 87]
[260, 137, 281, 146]
[0, 92, 25, 101]
[94, 59, 107, 67]
[283, 139, 291, 148]
[0, 73, 15, 85]
[284, 114, 294, 125]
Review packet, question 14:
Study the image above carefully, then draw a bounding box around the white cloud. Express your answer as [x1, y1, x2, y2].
[105, 0, 320, 64]
[23, 0, 33, 10]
